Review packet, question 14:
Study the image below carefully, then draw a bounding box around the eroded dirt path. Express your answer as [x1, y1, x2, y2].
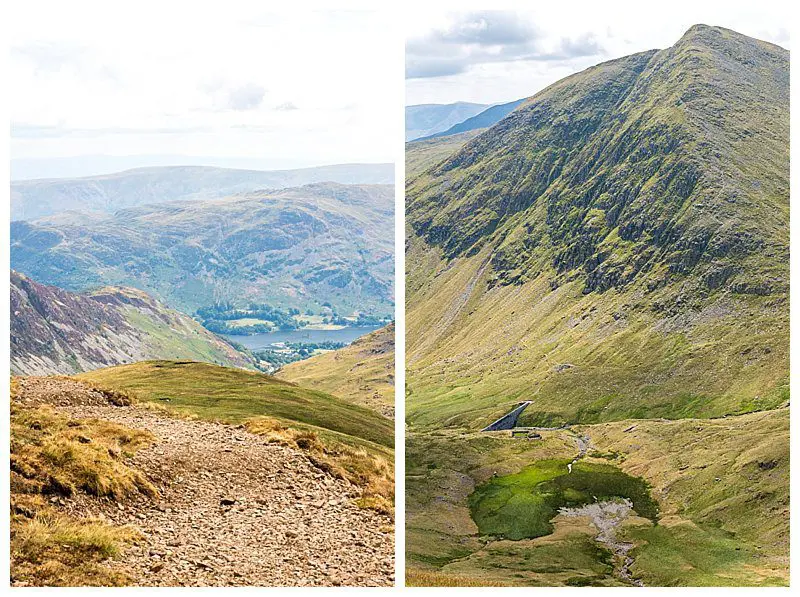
[17, 377, 394, 586]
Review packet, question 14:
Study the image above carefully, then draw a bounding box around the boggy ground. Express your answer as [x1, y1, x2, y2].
[12, 377, 394, 587]
[406, 408, 789, 587]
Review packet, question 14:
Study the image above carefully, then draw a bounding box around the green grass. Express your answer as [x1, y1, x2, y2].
[406, 409, 788, 586]
[78, 361, 394, 450]
[406, 240, 788, 430]
[123, 308, 252, 369]
[406, 130, 484, 178]
[625, 522, 785, 586]
[469, 460, 657, 540]
[444, 534, 621, 587]
[277, 323, 395, 416]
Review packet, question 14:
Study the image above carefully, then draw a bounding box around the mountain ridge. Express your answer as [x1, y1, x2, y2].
[417, 98, 526, 141]
[406, 102, 489, 141]
[10, 271, 254, 375]
[11, 182, 395, 315]
[406, 25, 789, 429]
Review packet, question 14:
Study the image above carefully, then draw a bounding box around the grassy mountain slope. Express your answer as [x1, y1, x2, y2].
[406, 25, 789, 429]
[79, 361, 394, 450]
[406, 103, 489, 141]
[12, 182, 394, 315]
[10, 163, 394, 221]
[277, 323, 395, 418]
[10, 271, 253, 375]
[406, 408, 788, 586]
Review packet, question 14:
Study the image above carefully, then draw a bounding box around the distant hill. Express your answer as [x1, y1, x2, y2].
[10, 271, 254, 375]
[10, 163, 394, 221]
[11, 182, 394, 315]
[277, 323, 395, 418]
[418, 98, 525, 140]
[405, 102, 488, 141]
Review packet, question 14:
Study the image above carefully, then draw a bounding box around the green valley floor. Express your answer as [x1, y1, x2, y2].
[406, 408, 788, 587]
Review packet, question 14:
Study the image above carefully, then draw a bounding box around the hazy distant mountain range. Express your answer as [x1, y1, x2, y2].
[405, 102, 488, 141]
[11, 163, 394, 221]
[416, 98, 525, 141]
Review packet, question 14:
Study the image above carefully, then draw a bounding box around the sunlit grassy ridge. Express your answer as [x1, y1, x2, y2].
[79, 361, 396, 515]
[277, 323, 395, 417]
[79, 361, 393, 450]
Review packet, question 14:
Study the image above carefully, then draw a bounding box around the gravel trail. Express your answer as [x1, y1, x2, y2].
[15, 377, 395, 587]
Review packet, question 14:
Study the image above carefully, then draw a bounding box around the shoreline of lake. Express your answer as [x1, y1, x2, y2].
[221, 325, 382, 350]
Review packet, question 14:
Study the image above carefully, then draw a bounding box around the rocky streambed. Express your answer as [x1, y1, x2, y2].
[559, 499, 643, 587]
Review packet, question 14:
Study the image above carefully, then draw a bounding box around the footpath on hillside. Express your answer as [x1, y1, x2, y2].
[14, 377, 395, 587]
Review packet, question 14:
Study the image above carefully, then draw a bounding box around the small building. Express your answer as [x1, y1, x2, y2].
[510, 428, 542, 440]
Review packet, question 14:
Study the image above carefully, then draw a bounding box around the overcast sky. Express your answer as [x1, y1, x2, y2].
[406, 1, 791, 106]
[10, 2, 398, 179]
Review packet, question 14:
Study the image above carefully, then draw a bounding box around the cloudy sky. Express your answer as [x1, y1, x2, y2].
[10, 2, 399, 179]
[406, 1, 791, 106]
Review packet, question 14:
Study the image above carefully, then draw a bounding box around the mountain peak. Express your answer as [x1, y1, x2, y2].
[675, 23, 788, 54]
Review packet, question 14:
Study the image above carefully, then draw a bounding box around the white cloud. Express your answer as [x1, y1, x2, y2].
[406, 12, 603, 79]
[405, 0, 791, 105]
[9, 2, 398, 174]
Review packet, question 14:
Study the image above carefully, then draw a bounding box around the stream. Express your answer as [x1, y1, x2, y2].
[559, 499, 644, 587]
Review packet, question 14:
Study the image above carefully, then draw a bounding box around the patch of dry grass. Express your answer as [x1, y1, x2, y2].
[246, 416, 395, 516]
[406, 569, 510, 587]
[11, 402, 155, 499]
[11, 504, 141, 586]
[10, 379, 155, 586]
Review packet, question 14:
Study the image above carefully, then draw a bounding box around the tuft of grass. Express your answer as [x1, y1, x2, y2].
[246, 416, 394, 517]
[11, 507, 141, 587]
[11, 403, 155, 499]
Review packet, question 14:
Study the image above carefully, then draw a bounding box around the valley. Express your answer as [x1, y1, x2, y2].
[405, 25, 789, 587]
[406, 408, 788, 587]
[10, 166, 396, 586]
